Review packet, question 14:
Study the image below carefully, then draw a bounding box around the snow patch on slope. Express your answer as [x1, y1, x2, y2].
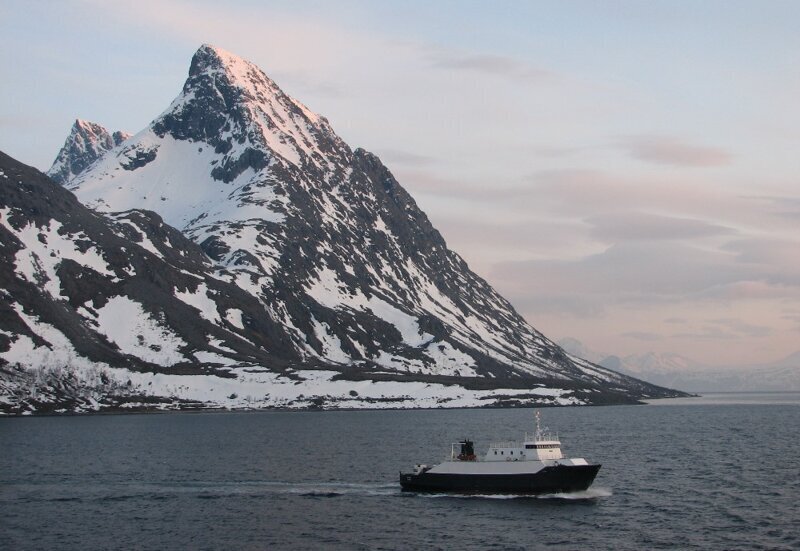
[366, 296, 431, 347]
[111, 215, 164, 259]
[310, 318, 352, 364]
[1, 210, 115, 299]
[225, 309, 245, 329]
[175, 283, 220, 324]
[424, 341, 479, 377]
[3, 305, 100, 371]
[305, 267, 431, 348]
[95, 296, 187, 366]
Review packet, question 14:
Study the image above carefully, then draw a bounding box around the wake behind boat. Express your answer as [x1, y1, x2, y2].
[399, 411, 600, 495]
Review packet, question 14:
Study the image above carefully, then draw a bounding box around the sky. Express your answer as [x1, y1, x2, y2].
[2, 0, 799, 368]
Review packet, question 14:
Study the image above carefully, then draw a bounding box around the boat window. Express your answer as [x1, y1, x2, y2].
[525, 444, 534, 449]
[494, 451, 497, 455]
[500, 451, 503, 455]
[510, 451, 514, 455]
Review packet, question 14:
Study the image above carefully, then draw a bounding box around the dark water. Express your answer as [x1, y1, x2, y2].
[2, 394, 799, 550]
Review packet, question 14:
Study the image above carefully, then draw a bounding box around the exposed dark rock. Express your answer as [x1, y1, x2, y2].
[47, 119, 130, 185]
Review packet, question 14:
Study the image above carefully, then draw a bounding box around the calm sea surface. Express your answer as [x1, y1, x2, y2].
[2, 393, 799, 550]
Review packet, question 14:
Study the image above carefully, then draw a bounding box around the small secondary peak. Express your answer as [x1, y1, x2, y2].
[47, 119, 129, 185]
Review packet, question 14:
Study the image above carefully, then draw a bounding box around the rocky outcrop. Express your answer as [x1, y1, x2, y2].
[47, 119, 129, 185]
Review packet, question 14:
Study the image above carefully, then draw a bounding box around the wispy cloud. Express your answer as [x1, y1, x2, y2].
[501, 294, 607, 319]
[377, 149, 439, 167]
[696, 280, 796, 301]
[490, 240, 748, 301]
[782, 311, 800, 331]
[664, 317, 688, 324]
[621, 331, 663, 341]
[723, 239, 800, 283]
[271, 71, 343, 98]
[671, 319, 774, 341]
[671, 328, 738, 341]
[428, 50, 554, 83]
[740, 195, 800, 222]
[526, 168, 785, 232]
[619, 135, 732, 167]
[585, 212, 735, 242]
[708, 318, 773, 338]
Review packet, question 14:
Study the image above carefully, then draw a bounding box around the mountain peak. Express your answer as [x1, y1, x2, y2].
[185, 43, 322, 126]
[35, 45, 686, 411]
[74, 118, 98, 132]
[47, 119, 130, 185]
[144, 44, 341, 181]
[189, 44, 251, 78]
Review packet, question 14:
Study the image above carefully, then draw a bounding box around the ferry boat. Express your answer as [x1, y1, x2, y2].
[399, 411, 601, 494]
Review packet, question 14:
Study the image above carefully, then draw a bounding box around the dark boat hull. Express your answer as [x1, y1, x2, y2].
[399, 464, 601, 495]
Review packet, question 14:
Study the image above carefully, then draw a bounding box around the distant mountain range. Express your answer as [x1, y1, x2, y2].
[0, 45, 686, 414]
[558, 338, 800, 392]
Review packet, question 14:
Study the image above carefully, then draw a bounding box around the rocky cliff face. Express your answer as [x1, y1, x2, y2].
[0, 45, 685, 414]
[47, 119, 129, 185]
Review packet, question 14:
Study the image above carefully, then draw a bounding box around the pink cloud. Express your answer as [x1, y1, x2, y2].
[620, 135, 732, 167]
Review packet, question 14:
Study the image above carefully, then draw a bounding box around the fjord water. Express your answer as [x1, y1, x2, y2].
[2, 395, 798, 550]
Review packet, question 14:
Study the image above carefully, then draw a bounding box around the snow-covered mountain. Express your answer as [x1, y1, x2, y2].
[744, 351, 800, 391]
[47, 119, 130, 185]
[558, 338, 800, 392]
[559, 338, 704, 374]
[600, 352, 700, 377]
[0, 45, 684, 414]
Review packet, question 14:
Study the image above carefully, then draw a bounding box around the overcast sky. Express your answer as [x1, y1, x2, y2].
[2, 0, 799, 368]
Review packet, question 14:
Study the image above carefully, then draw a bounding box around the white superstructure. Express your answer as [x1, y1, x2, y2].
[483, 410, 564, 462]
[433, 410, 590, 475]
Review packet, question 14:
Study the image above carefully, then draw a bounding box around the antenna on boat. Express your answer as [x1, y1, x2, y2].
[535, 409, 541, 439]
